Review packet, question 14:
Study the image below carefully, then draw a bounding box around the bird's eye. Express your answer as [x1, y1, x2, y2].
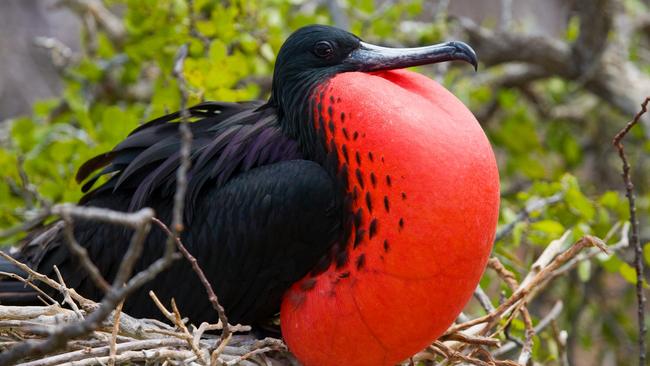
[314, 41, 334, 58]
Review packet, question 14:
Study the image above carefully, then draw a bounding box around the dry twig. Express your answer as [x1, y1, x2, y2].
[612, 96, 649, 366]
[152, 218, 233, 349]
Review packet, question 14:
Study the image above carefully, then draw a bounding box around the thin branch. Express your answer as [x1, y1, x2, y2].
[454, 0, 650, 133]
[186, 0, 211, 53]
[171, 43, 192, 238]
[430, 342, 518, 366]
[473, 285, 496, 313]
[0, 271, 55, 306]
[151, 218, 232, 347]
[553, 222, 629, 277]
[52, 204, 154, 229]
[493, 300, 564, 356]
[447, 236, 608, 335]
[52, 265, 84, 319]
[107, 301, 124, 366]
[487, 256, 536, 364]
[16, 338, 191, 366]
[439, 332, 500, 347]
[59, 213, 110, 292]
[0, 251, 94, 310]
[495, 193, 563, 242]
[170, 298, 209, 365]
[0, 205, 182, 365]
[33, 37, 79, 70]
[612, 96, 649, 366]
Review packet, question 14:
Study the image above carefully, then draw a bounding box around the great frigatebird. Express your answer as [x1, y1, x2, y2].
[0, 25, 499, 366]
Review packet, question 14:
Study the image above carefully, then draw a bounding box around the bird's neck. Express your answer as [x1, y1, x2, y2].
[271, 70, 339, 163]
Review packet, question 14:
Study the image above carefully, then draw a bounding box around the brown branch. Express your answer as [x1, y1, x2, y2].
[493, 300, 564, 357]
[612, 96, 649, 366]
[439, 331, 500, 347]
[430, 342, 518, 366]
[553, 222, 629, 277]
[170, 298, 208, 364]
[488, 257, 519, 291]
[517, 304, 534, 365]
[487, 256, 536, 364]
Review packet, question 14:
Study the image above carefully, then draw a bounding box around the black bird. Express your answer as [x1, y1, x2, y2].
[0, 25, 497, 366]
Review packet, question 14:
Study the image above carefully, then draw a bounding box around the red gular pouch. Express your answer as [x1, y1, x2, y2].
[281, 69, 500, 366]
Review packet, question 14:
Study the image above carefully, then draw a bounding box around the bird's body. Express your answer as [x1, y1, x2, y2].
[1, 25, 499, 366]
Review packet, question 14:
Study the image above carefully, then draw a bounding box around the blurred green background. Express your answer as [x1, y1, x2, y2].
[0, 0, 648, 365]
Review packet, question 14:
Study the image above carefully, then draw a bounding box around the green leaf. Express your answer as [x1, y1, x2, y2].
[644, 243, 650, 266]
[531, 220, 565, 236]
[565, 16, 580, 42]
[578, 260, 591, 282]
[564, 175, 595, 221]
[599, 191, 620, 208]
[618, 262, 637, 284]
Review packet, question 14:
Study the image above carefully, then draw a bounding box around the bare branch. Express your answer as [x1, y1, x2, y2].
[493, 300, 564, 357]
[0, 204, 181, 365]
[151, 218, 233, 348]
[171, 43, 192, 237]
[612, 97, 649, 366]
[59, 214, 110, 292]
[107, 301, 124, 366]
[473, 285, 496, 313]
[0, 251, 94, 310]
[454, 0, 650, 132]
[33, 37, 79, 70]
[447, 235, 608, 335]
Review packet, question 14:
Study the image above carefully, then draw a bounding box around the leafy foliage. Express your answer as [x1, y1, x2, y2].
[0, 1, 648, 365]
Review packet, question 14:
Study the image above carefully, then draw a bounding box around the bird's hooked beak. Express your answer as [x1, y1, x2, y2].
[345, 40, 478, 72]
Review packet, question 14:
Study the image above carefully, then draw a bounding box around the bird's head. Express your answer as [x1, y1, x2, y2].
[270, 24, 476, 116]
[272, 26, 499, 366]
[269, 25, 477, 154]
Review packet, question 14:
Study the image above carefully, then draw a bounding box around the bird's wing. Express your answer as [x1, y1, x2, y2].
[1, 102, 344, 326]
[77, 101, 302, 219]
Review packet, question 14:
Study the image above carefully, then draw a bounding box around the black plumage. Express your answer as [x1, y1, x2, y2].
[0, 24, 478, 328]
[1, 100, 344, 325]
[0, 26, 359, 327]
